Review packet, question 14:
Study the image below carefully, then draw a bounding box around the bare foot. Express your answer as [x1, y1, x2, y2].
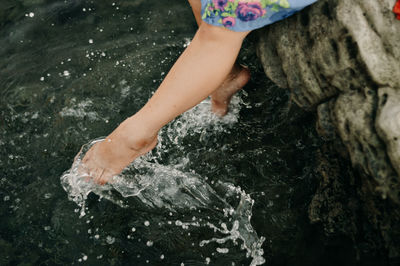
[211, 64, 250, 116]
[78, 117, 158, 185]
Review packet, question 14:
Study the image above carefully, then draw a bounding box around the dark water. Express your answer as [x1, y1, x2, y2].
[0, 0, 326, 265]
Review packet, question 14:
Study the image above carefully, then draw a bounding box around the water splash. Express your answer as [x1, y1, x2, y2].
[200, 182, 266, 266]
[60, 95, 265, 265]
[60, 138, 120, 217]
[59, 98, 102, 121]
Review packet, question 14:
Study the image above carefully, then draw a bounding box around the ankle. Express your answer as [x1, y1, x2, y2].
[114, 116, 159, 151]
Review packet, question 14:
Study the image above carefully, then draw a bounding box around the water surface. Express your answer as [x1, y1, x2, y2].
[0, 0, 322, 265]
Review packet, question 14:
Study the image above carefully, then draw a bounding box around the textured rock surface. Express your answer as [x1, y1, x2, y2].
[257, 0, 400, 261]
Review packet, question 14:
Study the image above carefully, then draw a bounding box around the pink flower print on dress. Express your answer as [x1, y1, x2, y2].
[236, 2, 266, 21]
[213, 0, 229, 10]
[201, 0, 318, 32]
[222, 17, 236, 27]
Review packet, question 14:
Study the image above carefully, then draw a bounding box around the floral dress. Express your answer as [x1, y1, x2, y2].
[201, 0, 318, 32]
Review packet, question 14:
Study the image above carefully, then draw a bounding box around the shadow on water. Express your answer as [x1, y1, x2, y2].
[0, 0, 355, 265]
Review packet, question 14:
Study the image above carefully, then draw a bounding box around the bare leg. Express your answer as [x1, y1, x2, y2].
[188, 0, 251, 116]
[81, 23, 250, 184]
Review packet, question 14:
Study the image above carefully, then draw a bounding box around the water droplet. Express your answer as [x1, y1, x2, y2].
[106, 236, 115, 244]
[44, 193, 52, 199]
[216, 247, 229, 254]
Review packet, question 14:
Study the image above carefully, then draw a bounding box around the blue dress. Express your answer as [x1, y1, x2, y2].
[201, 0, 318, 32]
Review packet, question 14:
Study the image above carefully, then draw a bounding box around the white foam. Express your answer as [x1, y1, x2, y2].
[164, 95, 243, 145]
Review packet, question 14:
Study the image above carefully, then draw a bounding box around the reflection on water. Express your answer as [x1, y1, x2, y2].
[0, 0, 322, 265]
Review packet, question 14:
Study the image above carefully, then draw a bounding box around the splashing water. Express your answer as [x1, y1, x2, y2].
[61, 95, 265, 265]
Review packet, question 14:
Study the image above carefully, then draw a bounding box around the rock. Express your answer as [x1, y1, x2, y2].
[376, 87, 400, 178]
[256, 0, 400, 261]
[308, 145, 358, 237]
[333, 87, 399, 200]
[257, 0, 400, 108]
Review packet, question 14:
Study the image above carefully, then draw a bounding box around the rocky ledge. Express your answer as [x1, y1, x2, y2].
[256, 0, 400, 262]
